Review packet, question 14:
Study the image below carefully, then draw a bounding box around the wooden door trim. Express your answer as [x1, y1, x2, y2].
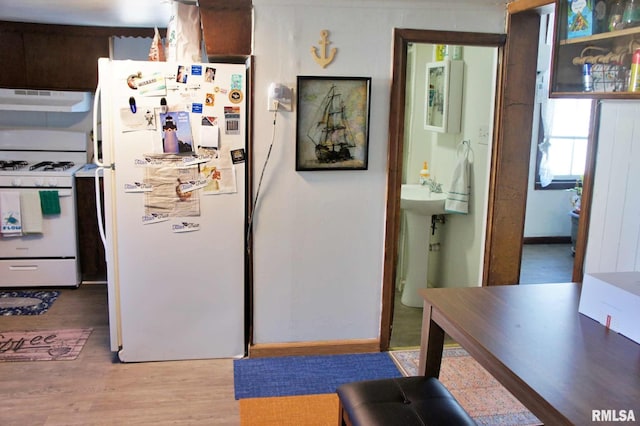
[572, 100, 599, 281]
[483, 11, 541, 286]
[381, 29, 506, 351]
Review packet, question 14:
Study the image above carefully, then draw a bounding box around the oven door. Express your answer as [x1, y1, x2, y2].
[0, 187, 79, 287]
[0, 188, 77, 258]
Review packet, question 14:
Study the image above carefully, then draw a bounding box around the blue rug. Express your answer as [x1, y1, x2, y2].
[234, 352, 402, 399]
[0, 290, 60, 315]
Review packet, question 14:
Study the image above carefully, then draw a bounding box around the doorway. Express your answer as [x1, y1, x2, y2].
[520, 8, 597, 285]
[381, 2, 596, 352]
[381, 29, 505, 350]
[390, 41, 500, 348]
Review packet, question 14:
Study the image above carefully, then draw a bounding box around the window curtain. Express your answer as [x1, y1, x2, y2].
[538, 71, 554, 187]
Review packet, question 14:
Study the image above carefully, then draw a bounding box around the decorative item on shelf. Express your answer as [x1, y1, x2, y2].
[594, 0, 609, 33]
[572, 45, 630, 92]
[310, 30, 337, 69]
[609, 0, 626, 31]
[567, 0, 595, 39]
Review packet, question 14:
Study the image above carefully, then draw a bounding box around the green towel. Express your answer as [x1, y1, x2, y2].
[39, 191, 61, 215]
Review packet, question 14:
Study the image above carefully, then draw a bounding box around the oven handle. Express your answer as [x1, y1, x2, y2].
[4, 189, 72, 196]
[94, 166, 107, 248]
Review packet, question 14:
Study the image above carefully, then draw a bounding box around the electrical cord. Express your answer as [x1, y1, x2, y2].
[247, 102, 278, 247]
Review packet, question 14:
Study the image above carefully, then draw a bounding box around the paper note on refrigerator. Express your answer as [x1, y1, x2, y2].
[143, 154, 201, 218]
[198, 147, 236, 194]
[120, 108, 157, 132]
[199, 116, 219, 148]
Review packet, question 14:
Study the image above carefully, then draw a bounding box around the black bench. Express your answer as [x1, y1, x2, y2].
[336, 376, 476, 425]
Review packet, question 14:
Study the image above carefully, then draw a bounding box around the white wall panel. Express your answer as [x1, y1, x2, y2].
[585, 101, 640, 273]
[251, 0, 505, 344]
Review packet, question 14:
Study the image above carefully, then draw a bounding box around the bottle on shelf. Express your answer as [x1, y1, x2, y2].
[628, 48, 640, 91]
[622, 0, 640, 28]
[583, 63, 594, 92]
[609, 0, 626, 30]
[595, 0, 609, 33]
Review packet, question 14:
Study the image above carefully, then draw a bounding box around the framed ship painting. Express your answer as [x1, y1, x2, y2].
[296, 76, 371, 171]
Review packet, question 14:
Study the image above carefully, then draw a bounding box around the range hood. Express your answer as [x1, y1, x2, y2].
[0, 88, 92, 112]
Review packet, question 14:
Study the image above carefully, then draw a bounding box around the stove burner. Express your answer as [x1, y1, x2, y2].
[29, 161, 53, 170]
[46, 161, 75, 171]
[0, 160, 29, 171]
[28, 161, 75, 171]
[0, 160, 77, 172]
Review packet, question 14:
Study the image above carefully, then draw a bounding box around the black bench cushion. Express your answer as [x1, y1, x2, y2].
[337, 376, 476, 426]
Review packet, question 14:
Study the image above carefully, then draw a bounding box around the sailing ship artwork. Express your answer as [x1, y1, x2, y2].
[296, 76, 371, 170]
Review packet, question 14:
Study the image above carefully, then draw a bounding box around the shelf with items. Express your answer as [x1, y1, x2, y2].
[551, 0, 640, 98]
[559, 25, 640, 44]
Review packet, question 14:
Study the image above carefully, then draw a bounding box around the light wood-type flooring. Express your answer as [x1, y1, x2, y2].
[0, 285, 240, 425]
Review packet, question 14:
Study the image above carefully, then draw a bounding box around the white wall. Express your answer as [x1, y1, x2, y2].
[436, 45, 497, 288]
[404, 43, 435, 186]
[585, 101, 640, 273]
[251, 0, 505, 344]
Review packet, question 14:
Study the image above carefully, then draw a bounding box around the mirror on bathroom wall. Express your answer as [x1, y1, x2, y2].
[391, 41, 499, 348]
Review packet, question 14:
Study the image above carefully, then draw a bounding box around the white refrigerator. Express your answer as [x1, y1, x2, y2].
[94, 58, 247, 362]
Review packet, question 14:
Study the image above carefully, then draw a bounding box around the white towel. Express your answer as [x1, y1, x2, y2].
[21, 191, 43, 234]
[1, 191, 23, 237]
[445, 143, 471, 214]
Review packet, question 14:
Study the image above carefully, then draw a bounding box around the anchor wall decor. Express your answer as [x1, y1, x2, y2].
[311, 30, 337, 68]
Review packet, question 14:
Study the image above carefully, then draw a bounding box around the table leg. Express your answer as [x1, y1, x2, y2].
[418, 303, 445, 377]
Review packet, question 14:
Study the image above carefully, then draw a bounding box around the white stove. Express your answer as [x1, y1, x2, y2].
[0, 159, 84, 188]
[0, 131, 87, 186]
[0, 129, 88, 288]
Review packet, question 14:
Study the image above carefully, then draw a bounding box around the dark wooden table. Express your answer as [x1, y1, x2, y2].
[418, 283, 640, 425]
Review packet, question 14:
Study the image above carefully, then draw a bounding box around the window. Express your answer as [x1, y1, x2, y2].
[535, 98, 591, 190]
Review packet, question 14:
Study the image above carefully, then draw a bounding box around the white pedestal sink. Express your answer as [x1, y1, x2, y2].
[400, 184, 447, 307]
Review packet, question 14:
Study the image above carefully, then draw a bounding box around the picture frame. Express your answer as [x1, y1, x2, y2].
[296, 76, 371, 171]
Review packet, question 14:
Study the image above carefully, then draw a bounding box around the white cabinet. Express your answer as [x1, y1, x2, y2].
[424, 60, 464, 133]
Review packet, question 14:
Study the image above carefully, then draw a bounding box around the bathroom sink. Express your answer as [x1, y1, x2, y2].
[399, 184, 448, 307]
[400, 184, 447, 216]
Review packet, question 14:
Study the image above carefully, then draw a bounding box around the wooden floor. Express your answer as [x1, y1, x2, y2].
[0, 285, 240, 426]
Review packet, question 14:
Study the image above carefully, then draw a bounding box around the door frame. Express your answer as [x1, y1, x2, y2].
[381, 29, 506, 350]
[380, 0, 596, 351]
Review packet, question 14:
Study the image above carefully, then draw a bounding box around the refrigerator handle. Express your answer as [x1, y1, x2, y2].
[94, 166, 107, 249]
[93, 82, 106, 168]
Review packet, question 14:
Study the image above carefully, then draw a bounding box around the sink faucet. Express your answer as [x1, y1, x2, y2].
[423, 177, 443, 193]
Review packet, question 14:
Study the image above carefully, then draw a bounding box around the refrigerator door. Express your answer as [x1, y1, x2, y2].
[98, 58, 246, 361]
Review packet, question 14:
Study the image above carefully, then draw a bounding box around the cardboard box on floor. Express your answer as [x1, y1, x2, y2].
[579, 271, 640, 345]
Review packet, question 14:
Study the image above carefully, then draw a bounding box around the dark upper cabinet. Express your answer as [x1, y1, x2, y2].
[551, 0, 640, 98]
[0, 21, 155, 91]
[0, 1, 253, 91]
[199, 0, 252, 60]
